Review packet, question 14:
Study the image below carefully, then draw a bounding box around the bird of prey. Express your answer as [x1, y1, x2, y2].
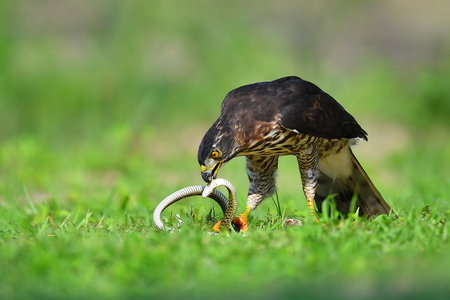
[198, 76, 390, 232]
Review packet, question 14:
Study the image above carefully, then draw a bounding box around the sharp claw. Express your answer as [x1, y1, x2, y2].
[231, 221, 241, 232]
[233, 215, 249, 233]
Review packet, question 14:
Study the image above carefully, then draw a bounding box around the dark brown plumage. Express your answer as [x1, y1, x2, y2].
[198, 76, 390, 231]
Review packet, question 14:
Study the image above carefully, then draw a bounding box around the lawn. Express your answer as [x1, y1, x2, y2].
[1, 1, 449, 299]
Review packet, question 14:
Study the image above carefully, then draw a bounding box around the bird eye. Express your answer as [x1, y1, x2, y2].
[211, 149, 221, 159]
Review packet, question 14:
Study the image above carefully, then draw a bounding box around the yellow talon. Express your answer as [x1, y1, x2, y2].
[232, 205, 251, 233]
[307, 198, 319, 223]
[212, 221, 222, 232]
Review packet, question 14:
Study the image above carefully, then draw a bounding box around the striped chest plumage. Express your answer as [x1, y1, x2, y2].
[238, 125, 350, 158]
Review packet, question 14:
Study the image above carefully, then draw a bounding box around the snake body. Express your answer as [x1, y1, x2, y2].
[153, 178, 237, 231]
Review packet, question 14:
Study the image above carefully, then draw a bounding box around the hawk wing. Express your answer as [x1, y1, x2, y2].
[220, 76, 367, 141]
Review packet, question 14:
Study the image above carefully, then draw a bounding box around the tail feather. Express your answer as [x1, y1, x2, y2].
[316, 148, 390, 217]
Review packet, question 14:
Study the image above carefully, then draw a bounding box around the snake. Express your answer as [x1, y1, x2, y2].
[153, 178, 238, 231]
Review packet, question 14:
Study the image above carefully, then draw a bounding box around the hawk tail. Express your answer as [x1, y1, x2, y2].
[317, 148, 391, 217]
[348, 149, 391, 216]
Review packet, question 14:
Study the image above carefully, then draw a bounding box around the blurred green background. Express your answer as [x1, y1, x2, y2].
[1, 0, 450, 299]
[1, 0, 449, 213]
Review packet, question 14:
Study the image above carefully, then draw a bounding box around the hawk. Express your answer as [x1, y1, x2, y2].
[198, 76, 390, 232]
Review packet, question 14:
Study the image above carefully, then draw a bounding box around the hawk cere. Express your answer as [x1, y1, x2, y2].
[198, 76, 390, 232]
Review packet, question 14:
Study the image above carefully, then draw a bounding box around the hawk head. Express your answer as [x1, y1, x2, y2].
[198, 119, 239, 183]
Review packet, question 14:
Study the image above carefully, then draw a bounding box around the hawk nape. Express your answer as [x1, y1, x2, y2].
[198, 76, 390, 232]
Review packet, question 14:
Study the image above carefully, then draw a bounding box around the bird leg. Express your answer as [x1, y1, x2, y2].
[297, 145, 320, 223]
[233, 155, 279, 232]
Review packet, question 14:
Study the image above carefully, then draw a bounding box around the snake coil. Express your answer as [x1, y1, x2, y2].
[153, 179, 237, 231]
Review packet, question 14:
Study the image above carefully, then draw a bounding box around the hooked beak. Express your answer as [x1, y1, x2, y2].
[200, 161, 222, 183]
[201, 170, 212, 183]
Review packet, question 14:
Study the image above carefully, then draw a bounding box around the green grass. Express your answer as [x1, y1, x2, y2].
[1, 198, 449, 299]
[1, 1, 450, 299]
[1, 130, 449, 299]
